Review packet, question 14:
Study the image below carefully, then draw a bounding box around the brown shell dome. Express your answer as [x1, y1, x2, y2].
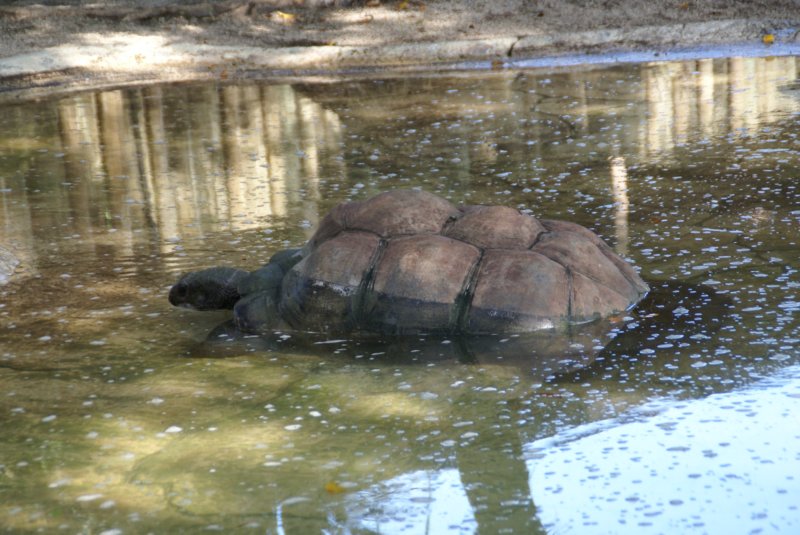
[280, 189, 648, 335]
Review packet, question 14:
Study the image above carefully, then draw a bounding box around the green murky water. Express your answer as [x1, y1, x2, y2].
[0, 55, 798, 533]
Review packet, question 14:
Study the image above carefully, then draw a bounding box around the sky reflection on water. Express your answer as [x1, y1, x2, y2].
[346, 365, 799, 534]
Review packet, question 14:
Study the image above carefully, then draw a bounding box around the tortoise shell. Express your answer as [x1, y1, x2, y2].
[277, 190, 648, 335]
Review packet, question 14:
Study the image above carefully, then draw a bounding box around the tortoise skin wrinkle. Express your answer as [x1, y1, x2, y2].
[170, 190, 649, 335]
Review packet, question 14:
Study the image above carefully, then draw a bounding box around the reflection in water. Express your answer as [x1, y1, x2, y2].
[4, 84, 344, 277]
[528, 365, 800, 533]
[350, 365, 800, 534]
[2, 56, 798, 274]
[347, 469, 478, 532]
[640, 57, 799, 157]
[610, 155, 630, 255]
[0, 55, 798, 533]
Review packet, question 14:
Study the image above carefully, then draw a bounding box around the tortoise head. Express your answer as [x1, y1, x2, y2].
[169, 267, 249, 310]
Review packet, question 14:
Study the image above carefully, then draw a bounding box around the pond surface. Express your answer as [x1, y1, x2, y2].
[0, 55, 799, 533]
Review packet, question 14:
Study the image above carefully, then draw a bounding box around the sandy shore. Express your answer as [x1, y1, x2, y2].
[0, 0, 799, 92]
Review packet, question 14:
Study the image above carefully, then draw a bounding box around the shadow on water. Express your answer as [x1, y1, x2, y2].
[556, 279, 732, 382]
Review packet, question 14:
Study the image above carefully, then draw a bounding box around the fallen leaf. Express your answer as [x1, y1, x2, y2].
[271, 10, 297, 25]
[762, 33, 775, 45]
[397, 0, 409, 9]
[324, 481, 346, 494]
[491, 59, 504, 70]
[677, 2, 689, 9]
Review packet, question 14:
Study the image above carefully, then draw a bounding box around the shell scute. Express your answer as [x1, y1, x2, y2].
[468, 250, 570, 333]
[281, 231, 380, 331]
[532, 230, 640, 303]
[363, 234, 480, 334]
[445, 205, 545, 249]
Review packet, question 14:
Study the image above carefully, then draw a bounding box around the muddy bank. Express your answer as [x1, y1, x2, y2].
[0, 1, 799, 93]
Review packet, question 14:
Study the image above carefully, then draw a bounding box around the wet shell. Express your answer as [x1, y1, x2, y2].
[279, 189, 648, 334]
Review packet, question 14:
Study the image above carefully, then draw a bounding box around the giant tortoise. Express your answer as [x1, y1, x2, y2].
[169, 189, 649, 336]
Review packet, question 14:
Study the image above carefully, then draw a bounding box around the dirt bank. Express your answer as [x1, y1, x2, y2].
[0, 1, 799, 92]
